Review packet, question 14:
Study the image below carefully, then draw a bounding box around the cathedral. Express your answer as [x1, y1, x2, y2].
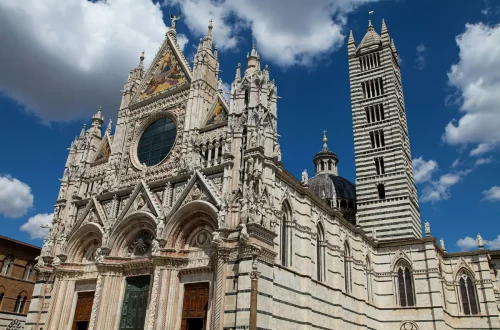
[25, 17, 500, 330]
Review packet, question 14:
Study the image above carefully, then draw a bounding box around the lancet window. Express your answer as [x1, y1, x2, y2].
[316, 223, 325, 282]
[366, 256, 373, 303]
[2, 254, 14, 276]
[365, 104, 385, 123]
[396, 261, 415, 307]
[369, 130, 385, 149]
[344, 242, 352, 294]
[458, 271, 479, 315]
[374, 157, 385, 175]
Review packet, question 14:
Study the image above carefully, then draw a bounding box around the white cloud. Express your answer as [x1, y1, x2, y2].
[451, 158, 461, 167]
[177, 33, 189, 51]
[0, 0, 172, 122]
[221, 82, 231, 103]
[170, 0, 378, 67]
[0, 175, 34, 218]
[470, 142, 495, 156]
[456, 234, 500, 251]
[482, 186, 500, 201]
[420, 170, 471, 203]
[412, 157, 438, 184]
[20, 213, 53, 240]
[414, 43, 427, 70]
[443, 23, 500, 151]
[474, 156, 493, 166]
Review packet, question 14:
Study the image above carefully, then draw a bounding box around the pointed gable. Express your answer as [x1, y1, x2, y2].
[93, 134, 111, 163]
[203, 94, 228, 128]
[131, 32, 192, 105]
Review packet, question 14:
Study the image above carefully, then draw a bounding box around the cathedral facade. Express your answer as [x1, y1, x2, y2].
[25, 18, 500, 330]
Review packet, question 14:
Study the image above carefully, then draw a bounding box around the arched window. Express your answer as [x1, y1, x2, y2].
[366, 256, 373, 303]
[344, 242, 351, 294]
[13, 292, 27, 314]
[396, 262, 415, 307]
[2, 254, 14, 276]
[316, 223, 325, 281]
[244, 89, 250, 108]
[0, 286, 5, 309]
[280, 201, 292, 267]
[23, 261, 34, 281]
[458, 271, 479, 315]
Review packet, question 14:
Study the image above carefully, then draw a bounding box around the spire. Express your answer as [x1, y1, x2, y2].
[93, 106, 103, 121]
[356, 19, 381, 50]
[217, 78, 223, 93]
[347, 30, 356, 55]
[245, 43, 260, 75]
[214, 45, 218, 59]
[106, 119, 113, 135]
[235, 63, 241, 81]
[204, 19, 213, 51]
[80, 124, 86, 138]
[139, 51, 145, 67]
[381, 18, 390, 45]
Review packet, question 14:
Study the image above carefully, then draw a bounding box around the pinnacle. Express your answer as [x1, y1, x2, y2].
[348, 30, 355, 44]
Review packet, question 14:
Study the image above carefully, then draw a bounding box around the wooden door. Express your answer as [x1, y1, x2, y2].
[180, 282, 209, 330]
[71, 291, 94, 330]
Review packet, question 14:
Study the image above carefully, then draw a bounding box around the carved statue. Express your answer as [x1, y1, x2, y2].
[440, 238, 446, 251]
[212, 231, 223, 245]
[301, 169, 308, 185]
[371, 229, 377, 241]
[477, 233, 484, 248]
[169, 11, 182, 30]
[250, 131, 257, 147]
[156, 220, 165, 238]
[93, 248, 104, 263]
[52, 256, 61, 266]
[273, 144, 282, 161]
[151, 239, 160, 255]
[239, 223, 250, 243]
[34, 255, 44, 271]
[41, 238, 53, 256]
[424, 220, 430, 237]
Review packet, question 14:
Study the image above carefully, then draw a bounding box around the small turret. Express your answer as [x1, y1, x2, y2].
[90, 106, 104, 137]
[347, 30, 356, 55]
[313, 131, 338, 176]
[235, 63, 241, 81]
[381, 19, 390, 45]
[245, 43, 261, 76]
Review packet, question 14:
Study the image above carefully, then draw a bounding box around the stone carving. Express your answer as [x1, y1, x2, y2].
[424, 220, 430, 237]
[440, 238, 446, 251]
[477, 233, 484, 248]
[273, 143, 281, 161]
[6, 319, 22, 330]
[151, 239, 160, 255]
[301, 169, 308, 185]
[239, 223, 250, 243]
[212, 231, 223, 247]
[129, 231, 155, 256]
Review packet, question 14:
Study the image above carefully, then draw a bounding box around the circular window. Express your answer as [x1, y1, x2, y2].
[137, 117, 177, 166]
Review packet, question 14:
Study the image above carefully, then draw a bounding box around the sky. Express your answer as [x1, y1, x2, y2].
[0, 0, 499, 252]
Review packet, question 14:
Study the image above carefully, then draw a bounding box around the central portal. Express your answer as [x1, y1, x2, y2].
[181, 282, 210, 330]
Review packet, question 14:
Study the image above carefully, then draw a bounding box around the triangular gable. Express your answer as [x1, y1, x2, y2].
[70, 197, 107, 237]
[131, 32, 192, 105]
[203, 94, 228, 127]
[115, 180, 163, 227]
[167, 170, 222, 220]
[93, 133, 111, 163]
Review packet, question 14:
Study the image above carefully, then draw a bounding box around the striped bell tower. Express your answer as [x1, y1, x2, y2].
[348, 19, 421, 240]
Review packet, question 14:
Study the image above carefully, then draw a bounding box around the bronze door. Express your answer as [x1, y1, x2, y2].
[119, 275, 151, 330]
[180, 282, 209, 330]
[71, 291, 95, 330]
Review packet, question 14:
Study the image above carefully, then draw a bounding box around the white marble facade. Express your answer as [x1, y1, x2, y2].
[25, 18, 500, 330]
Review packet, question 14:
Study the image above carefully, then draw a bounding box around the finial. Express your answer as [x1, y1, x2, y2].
[424, 220, 431, 237]
[235, 63, 241, 80]
[440, 238, 446, 252]
[140, 51, 145, 64]
[217, 78, 223, 92]
[170, 11, 182, 30]
[207, 19, 213, 38]
[323, 130, 328, 144]
[80, 123, 86, 138]
[106, 119, 112, 134]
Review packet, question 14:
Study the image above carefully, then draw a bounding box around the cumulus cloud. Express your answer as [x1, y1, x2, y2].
[456, 234, 500, 251]
[0, 0, 175, 122]
[413, 157, 438, 184]
[414, 43, 427, 70]
[443, 23, 500, 152]
[169, 0, 378, 67]
[420, 170, 471, 203]
[20, 213, 53, 240]
[0, 175, 34, 218]
[482, 186, 500, 201]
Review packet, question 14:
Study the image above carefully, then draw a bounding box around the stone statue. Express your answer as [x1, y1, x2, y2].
[273, 144, 281, 162]
[156, 220, 165, 238]
[151, 239, 160, 255]
[93, 248, 104, 263]
[371, 229, 377, 241]
[424, 220, 430, 237]
[239, 223, 250, 243]
[212, 231, 223, 246]
[250, 131, 257, 147]
[301, 169, 308, 185]
[440, 238, 446, 251]
[477, 233, 484, 248]
[170, 11, 182, 30]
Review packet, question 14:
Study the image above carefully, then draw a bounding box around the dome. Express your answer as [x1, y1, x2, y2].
[308, 173, 356, 201]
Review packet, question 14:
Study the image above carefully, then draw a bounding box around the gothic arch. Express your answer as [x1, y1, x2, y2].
[108, 212, 157, 258]
[391, 249, 412, 272]
[453, 258, 475, 280]
[66, 223, 103, 263]
[164, 200, 218, 249]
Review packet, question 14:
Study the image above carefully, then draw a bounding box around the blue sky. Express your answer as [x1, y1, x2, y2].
[0, 0, 499, 251]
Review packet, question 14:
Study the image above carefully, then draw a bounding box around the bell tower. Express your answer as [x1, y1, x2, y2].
[348, 19, 421, 240]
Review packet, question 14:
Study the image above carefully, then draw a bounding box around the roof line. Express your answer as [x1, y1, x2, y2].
[0, 235, 41, 251]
